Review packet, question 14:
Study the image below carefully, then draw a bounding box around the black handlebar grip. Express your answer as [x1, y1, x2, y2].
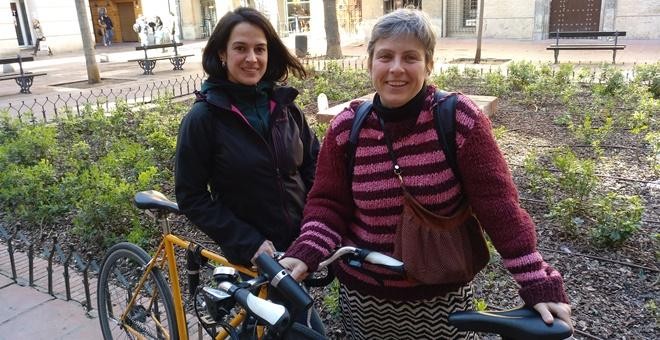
[255, 253, 313, 311]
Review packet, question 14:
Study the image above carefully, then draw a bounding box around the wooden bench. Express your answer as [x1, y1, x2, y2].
[547, 31, 626, 64]
[0, 55, 47, 94]
[128, 42, 194, 75]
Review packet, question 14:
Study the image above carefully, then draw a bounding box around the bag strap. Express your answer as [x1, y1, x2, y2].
[346, 90, 459, 183]
[346, 100, 373, 183]
[432, 91, 460, 182]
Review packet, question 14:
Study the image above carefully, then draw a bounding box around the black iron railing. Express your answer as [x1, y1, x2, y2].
[1, 57, 644, 125]
[2, 73, 205, 125]
[0, 223, 100, 312]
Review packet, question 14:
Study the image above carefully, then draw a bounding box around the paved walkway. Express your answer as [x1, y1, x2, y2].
[2, 37, 659, 101]
[0, 242, 101, 339]
[2, 37, 658, 123]
[0, 275, 100, 339]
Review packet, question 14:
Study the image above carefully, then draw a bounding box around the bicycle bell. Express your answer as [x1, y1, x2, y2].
[212, 266, 240, 284]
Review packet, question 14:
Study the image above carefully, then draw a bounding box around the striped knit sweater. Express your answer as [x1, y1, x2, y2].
[286, 85, 569, 306]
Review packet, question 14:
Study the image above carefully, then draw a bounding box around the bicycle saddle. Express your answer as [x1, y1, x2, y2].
[134, 190, 180, 214]
[448, 307, 573, 340]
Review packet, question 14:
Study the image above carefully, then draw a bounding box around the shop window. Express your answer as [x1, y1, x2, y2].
[287, 0, 311, 33]
[384, 0, 421, 13]
[463, 0, 477, 27]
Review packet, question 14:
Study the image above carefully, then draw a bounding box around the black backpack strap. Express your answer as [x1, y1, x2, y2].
[433, 90, 461, 182]
[346, 101, 373, 183]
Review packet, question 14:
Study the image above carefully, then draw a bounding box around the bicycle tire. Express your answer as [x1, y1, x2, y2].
[97, 242, 179, 340]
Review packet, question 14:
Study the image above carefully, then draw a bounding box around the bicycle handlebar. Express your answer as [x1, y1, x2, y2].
[305, 246, 404, 287]
[209, 282, 290, 329]
[255, 253, 314, 311]
[306, 247, 572, 340]
[133, 191, 571, 339]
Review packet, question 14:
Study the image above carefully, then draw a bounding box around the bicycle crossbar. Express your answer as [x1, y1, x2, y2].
[157, 234, 258, 340]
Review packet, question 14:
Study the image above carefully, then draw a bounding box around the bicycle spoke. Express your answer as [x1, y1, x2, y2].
[97, 243, 178, 340]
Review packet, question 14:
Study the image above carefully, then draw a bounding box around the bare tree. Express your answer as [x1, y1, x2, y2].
[74, 0, 100, 83]
[474, 0, 485, 64]
[323, 0, 343, 59]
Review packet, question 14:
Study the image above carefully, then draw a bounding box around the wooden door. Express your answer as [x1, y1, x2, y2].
[549, 0, 601, 33]
[117, 2, 138, 42]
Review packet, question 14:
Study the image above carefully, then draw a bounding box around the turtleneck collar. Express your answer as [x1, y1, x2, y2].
[201, 77, 274, 98]
[201, 77, 275, 137]
[373, 84, 428, 122]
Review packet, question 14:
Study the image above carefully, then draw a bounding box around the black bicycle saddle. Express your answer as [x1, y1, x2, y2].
[448, 307, 573, 340]
[133, 190, 181, 214]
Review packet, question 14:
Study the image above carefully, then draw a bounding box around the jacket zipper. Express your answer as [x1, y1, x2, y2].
[228, 104, 295, 236]
[269, 117, 295, 232]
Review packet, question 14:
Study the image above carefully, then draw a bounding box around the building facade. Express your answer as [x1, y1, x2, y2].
[360, 0, 659, 40]
[1, 0, 658, 57]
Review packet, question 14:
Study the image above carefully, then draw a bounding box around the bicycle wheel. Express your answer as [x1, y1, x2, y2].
[97, 242, 179, 340]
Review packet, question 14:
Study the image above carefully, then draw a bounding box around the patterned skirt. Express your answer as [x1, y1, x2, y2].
[339, 283, 478, 340]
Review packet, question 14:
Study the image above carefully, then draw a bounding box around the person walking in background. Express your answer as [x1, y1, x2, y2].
[280, 8, 572, 339]
[31, 19, 51, 56]
[174, 7, 322, 337]
[98, 13, 114, 46]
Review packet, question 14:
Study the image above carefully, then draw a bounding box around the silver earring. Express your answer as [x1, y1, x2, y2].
[221, 60, 226, 68]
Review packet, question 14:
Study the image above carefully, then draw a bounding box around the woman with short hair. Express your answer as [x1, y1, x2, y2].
[281, 8, 571, 339]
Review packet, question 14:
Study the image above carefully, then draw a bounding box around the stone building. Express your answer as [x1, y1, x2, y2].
[0, 0, 657, 56]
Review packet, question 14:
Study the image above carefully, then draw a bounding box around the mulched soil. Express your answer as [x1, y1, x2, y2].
[471, 93, 659, 340]
[2, 90, 658, 339]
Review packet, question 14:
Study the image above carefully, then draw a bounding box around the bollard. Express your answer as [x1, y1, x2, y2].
[7, 228, 17, 281]
[63, 245, 74, 301]
[47, 236, 57, 296]
[28, 242, 34, 286]
[82, 252, 93, 312]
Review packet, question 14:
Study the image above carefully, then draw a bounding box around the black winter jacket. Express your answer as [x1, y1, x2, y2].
[175, 84, 320, 266]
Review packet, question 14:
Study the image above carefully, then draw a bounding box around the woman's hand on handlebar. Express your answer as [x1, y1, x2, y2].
[279, 257, 309, 282]
[251, 239, 276, 265]
[533, 302, 573, 332]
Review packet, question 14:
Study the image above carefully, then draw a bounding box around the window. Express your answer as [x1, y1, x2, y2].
[384, 0, 421, 13]
[463, 0, 477, 27]
[286, 0, 311, 33]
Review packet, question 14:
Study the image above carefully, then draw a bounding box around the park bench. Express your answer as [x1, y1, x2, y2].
[128, 42, 194, 75]
[547, 31, 626, 64]
[0, 55, 47, 94]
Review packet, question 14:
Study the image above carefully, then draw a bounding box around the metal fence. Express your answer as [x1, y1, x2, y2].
[2, 73, 205, 125]
[2, 56, 650, 124]
[0, 222, 99, 312]
[300, 54, 645, 81]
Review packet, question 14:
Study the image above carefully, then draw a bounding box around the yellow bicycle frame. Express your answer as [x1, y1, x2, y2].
[120, 232, 267, 340]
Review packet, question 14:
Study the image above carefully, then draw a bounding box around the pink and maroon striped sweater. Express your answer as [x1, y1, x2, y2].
[286, 85, 569, 305]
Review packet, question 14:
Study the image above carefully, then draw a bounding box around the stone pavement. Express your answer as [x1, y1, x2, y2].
[0, 37, 658, 339]
[0, 274, 100, 339]
[0, 241, 101, 339]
